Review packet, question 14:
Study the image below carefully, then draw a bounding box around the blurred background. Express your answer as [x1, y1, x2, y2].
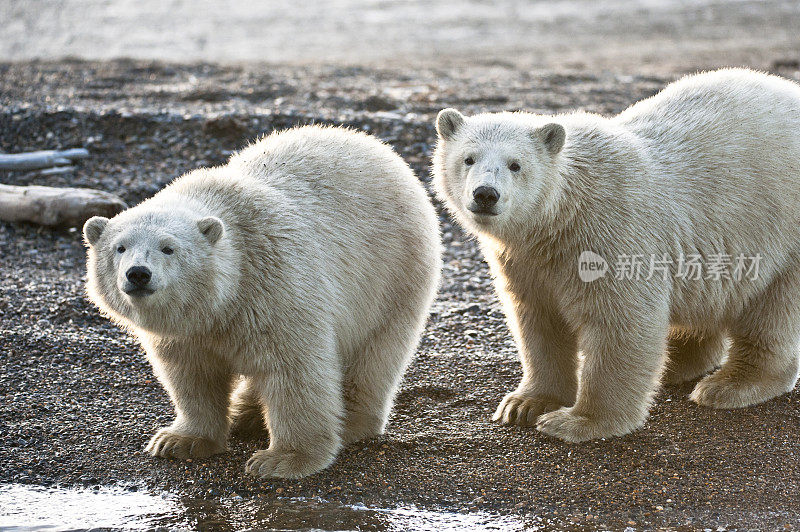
[3, 0, 800, 71]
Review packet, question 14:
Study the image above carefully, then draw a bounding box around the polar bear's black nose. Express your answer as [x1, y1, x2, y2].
[473, 186, 499, 207]
[126, 266, 152, 287]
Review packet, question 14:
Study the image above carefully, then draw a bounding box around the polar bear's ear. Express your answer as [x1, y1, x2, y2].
[534, 123, 566, 155]
[198, 216, 224, 245]
[436, 108, 465, 140]
[83, 216, 109, 247]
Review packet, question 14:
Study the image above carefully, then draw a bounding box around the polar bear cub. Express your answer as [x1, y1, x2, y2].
[433, 68, 800, 442]
[83, 125, 441, 477]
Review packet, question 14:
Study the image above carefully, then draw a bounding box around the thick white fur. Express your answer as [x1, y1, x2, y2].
[433, 68, 800, 442]
[84, 125, 442, 477]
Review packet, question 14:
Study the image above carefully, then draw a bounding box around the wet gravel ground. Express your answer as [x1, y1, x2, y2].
[2, 60, 800, 530]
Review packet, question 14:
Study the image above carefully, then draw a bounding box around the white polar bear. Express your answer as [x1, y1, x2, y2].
[83, 125, 442, 477]
[432, 68, 800, 442]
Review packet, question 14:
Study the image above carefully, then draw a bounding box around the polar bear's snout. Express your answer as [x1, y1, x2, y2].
[470, 185, 500, 215]
[124, 266, 153, 296]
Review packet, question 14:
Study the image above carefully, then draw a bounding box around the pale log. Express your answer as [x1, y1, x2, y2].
[0, 149, 90, 171]
[0, 184, 127, 227]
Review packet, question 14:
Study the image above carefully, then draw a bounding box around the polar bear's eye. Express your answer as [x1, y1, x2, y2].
[116, 245, 126, 254]
[464, 157, 475, 166]
[509, 162, 521, 172]
[162, 246, 174, 255]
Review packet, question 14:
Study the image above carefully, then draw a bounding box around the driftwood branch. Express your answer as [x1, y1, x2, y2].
[39, 166, 76, 176]
[0, 149, 90, 171]
[0, 184, 127, 227]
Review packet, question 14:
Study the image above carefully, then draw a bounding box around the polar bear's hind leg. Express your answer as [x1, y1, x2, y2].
[663, 330, 727, 385]
[691, 268, 800, 408]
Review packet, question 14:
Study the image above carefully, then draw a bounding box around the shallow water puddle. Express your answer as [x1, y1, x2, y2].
[0, 483, 183, 530]
[0, 483, 529, 531]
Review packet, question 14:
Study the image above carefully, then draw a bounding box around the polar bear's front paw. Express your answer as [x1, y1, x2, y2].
[492, 392, 563, 427]
[536, 407, 641, 442]
[145, 428, 225, 459]
[245, 448, 335, 479]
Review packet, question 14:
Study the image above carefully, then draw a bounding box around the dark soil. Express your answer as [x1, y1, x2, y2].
[2, 59, 800, 530]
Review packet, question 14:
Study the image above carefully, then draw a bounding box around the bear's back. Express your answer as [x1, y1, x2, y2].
[614, 68, 800, 147]
[229, 125, 418, 200]
[225, 124, 438, 267]
[607, 68, 800, 247]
